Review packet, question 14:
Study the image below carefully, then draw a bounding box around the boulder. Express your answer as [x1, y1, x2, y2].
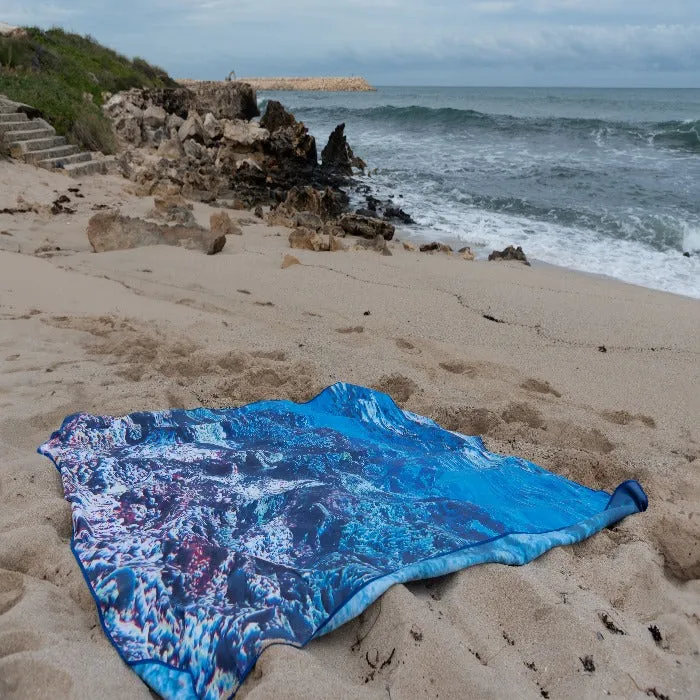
[166, 113, 185, 131]
[384, 205, 415, 225]
[339, 214, 395, 241]
[151, 195, 195, 225]
[460, 246, 475, 261]
[260, 101, 297, 134]
[295, 211, 323, 231]
[203, 113, 223, 141]
[143, 104, 167, 128]
[321, 123, 361, 175]
[178, 112, 206, 143]
[210, 211, 242, 236]
[281, 254, 301, 269]
[222, 120, 269, 151]
[354, 235, 392, 256]
[420, 241, 453, 254]
[403, 241, 418, 252]
[156, 137, 184, 159]
[488, 245, 529, 265]
[87, 212, 226, 255]
[114, 114, 142, 145]
[289, 228, 328, 252]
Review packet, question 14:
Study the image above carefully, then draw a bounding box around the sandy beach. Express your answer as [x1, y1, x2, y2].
[1, 160, 699, 699]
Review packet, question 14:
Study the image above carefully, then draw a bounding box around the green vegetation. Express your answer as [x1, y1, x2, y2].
[0, 27, 177, 154]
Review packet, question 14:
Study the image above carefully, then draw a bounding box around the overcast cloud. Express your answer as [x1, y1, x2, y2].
[1, 1, 698, 86]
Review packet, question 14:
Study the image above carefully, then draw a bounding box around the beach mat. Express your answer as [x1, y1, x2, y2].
[39, 383, 647, 699]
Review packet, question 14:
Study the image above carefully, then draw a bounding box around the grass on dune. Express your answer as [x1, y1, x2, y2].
[0, 27, 177, 154]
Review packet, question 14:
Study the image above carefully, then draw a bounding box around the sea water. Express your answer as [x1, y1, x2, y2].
[259, 87, 700, 299]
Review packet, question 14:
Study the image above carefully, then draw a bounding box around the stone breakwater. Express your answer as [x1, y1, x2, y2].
[180, 77, 375, 92]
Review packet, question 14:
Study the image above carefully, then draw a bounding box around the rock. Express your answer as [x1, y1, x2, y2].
[339, 214, 395, 241]
[210, 211, 242, 236]
[329, 233, 347, 252]
[156, 137, 184, 159]
[281, 254, 301, 269]
[114, 114, 142, 145]
[183, 139, 206, 160]
[166, 113, 185, 131]
[321, 123, 361, 175]
[178, 80, 259, 121]
[151, 195, 195, 225]
[221, 120, 269, 151]
[355, 235, 392, 256]
[260, 101, 297, 134]
[203, 113, 223, 141]
[178, 112, 206, 143]
[384, 205, 415, 224]
[366, 195, 381, 212]
[289, 228, 328, 252]
[143, 104, 167, 129]
[488, 245, 530, 265]
[87, 212, 226, 255]
[355, 208, 376, 218]
[295, 211, 323, 231]
[403, 241, 418, 251]
[460, 246, 475, 261]
[254, 206, 264, 219]
[420, 242, 453, 254]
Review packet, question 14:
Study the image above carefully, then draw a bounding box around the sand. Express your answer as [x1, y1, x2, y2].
[0, 159, 698, 699]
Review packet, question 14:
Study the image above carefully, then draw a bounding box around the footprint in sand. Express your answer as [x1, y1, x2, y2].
[0, 630, 43, 659]
[0, 570, 25, 616]
[520, 378, 562, 398]
[336, 326, 364, 334]
[439, 361, 477, 378]
[395, 338, 421, 355]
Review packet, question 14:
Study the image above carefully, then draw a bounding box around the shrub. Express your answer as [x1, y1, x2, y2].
[69, 104, 117, 154]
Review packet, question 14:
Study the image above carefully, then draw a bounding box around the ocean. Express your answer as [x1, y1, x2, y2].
[258, 87, 700, 299]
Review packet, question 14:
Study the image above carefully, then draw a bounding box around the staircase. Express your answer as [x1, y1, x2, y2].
[0, 95, 112, 178]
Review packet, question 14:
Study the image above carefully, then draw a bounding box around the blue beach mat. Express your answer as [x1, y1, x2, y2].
[39, 383, 647, 699]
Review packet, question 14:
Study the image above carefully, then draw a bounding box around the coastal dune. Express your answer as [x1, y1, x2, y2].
[0, 161, 699, 699]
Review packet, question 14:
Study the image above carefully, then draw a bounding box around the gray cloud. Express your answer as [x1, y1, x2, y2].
[0, 0, 698, 85]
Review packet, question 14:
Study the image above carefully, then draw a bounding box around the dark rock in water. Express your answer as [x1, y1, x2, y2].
[366, 195, 381, 212]
[683, 251, 691, 258]
[488, 245, 530, 265]
[355, 208, 376, 218]
[322, 123, 364, 176]
[260, 100, 297, 134]
[384, 205, 415, 225]
[420, 242, 452, 254]
[339, 214, 395, 241]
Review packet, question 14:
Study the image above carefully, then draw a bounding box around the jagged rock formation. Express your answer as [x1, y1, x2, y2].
[106, 93, 355, 208]
[0, 94, 113, 177]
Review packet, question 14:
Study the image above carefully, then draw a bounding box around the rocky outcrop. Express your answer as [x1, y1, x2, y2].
[259, 100, 297, 133]
[86, 212, 226, 255]
[339, 214, 395, 241]
[488, 245, 530, 265]
[177, 80, 259, 121]
[321, 123, 365, 175]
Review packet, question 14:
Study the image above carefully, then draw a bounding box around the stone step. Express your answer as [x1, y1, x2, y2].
[62, 158, 113, 178]
[0, 112, 27, 123]
[9, 135, 67, 152]
[1, 126, 56, 140]
[37, 151, 93, 170]
[25, 145, 81, 165]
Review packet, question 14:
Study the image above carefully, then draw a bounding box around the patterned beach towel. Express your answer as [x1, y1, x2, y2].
[39, 383, 647, 699]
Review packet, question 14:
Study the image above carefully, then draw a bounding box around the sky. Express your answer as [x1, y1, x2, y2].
[1, 1, 699, 87]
